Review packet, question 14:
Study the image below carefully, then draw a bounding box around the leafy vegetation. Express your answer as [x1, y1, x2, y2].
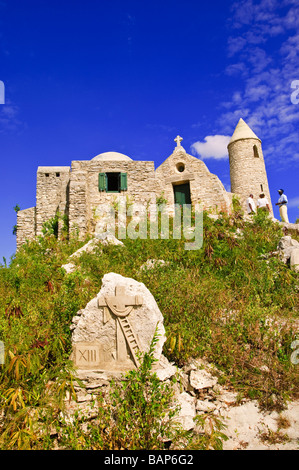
[0, 207, 298, 449]
[70, 330, 183, 450]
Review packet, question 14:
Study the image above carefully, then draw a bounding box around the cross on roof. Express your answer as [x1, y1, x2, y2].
[174, 135, 183, 147]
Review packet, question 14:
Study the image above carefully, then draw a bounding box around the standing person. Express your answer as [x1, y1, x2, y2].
[275, 189, 289, 223]
[257, 193, 270, 213]
[246, 194, 256, 215]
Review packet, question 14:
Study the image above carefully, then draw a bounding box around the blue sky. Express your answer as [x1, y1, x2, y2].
[1, 0, 299, 264]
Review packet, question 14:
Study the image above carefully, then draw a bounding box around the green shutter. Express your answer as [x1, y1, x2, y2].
[120, 172, 127, 191]
[98, 173, 107, 191]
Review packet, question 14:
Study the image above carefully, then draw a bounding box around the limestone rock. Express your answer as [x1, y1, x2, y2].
[207, 213, 219, 221]
[189, 369, 218, 390]
[281, 221, 299, 235]
[61, 262, 77, 274]
[196, 399, 217, 413]
[139, 259, 168, 271]
[152, 354, 177, 381]
[277, 236, 299, 263]
[290, 248, 299, 272]
[69, 236, 123, 261]
[69, 238, 101, 259]
[71, 272, 166, 373]
[176, 392, 196, 431]
[75, 370, 120, 388]
[95, 233, 124, 246]
[277, 235, 299, 250]
[217, 390, 238, 405]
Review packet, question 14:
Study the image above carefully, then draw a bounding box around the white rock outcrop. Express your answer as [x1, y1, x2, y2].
[189, 369, 218, 390]
[71, 272, 166, 373]
[290, 248, 299, 273]
[277, 236, 299, 264]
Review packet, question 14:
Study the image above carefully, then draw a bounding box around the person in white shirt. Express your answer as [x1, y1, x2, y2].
[246, 194, 256, 214]
[257, 193, 270, 213]
[275, 189, 289, 223]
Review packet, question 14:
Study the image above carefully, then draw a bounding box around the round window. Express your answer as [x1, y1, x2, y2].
[176, 163, 185, 173]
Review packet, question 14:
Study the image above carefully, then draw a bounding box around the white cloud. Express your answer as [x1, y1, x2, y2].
[247, 47, 273, 73]
[227, 36, 247, 56]
[1, 104, 18, 119]
[0, 102, 24, 133]
[244, 84, 271, 102]
[191, 135, 231, 160]
[225, 62, 247, 76]
[218, 0, 299, 167]
[288, 196, 299, 208]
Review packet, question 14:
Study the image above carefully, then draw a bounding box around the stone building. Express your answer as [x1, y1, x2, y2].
[16, 118, 273, 248]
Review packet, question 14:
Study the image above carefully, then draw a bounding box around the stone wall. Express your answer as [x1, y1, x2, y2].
[68, 161, 88, 238]
[228, 138, 273, 213]
[69, 160, 158, 238]
[35, 166, 71, 236]
[16, 207, 36, 249]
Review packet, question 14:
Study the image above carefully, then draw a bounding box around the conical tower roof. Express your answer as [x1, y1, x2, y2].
[228, 118, 261, 146]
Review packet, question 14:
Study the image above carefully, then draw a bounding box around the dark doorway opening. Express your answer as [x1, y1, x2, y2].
[173, 182, 191, 206]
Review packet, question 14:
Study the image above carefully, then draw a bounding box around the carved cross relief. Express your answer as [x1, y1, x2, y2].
[98, 286, 143, 367]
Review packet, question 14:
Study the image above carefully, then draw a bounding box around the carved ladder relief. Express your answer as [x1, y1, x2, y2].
[98, 286, 143, 367]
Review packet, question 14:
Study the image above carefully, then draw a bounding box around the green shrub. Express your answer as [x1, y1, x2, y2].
[86, 329, 181, 450]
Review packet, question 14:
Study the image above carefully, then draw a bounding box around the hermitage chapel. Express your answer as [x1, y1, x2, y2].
[16, 118, 273, 248]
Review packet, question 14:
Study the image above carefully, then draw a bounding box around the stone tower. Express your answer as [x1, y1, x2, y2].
[228, 118, 272, 213]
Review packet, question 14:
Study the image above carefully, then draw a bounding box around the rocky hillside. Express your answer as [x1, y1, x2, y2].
[0, 208, 298, 449]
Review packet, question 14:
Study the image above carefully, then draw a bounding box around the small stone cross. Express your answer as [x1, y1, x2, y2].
[174, 135, 183, 147]
[98, 285, 142, 319]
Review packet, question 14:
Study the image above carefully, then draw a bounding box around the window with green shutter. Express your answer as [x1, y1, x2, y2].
[98, 172, 127, 192]
[120, 172, 127, 191]
[98, 173, 107, 191]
